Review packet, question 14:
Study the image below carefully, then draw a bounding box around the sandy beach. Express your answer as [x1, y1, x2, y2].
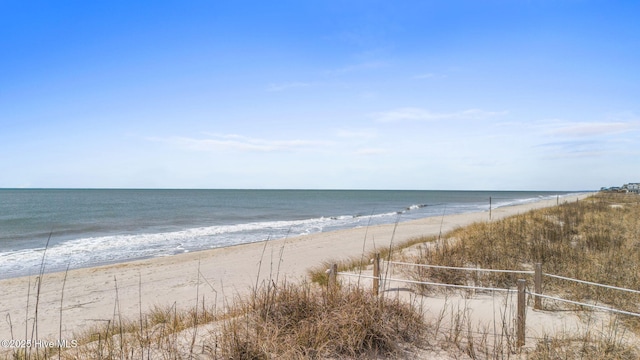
[0, 194, 590, 346]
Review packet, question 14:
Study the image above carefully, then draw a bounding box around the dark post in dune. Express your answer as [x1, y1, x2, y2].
[517, 279, 527, 347]
[373, 253, 380, 296]
[329, 263, 338, 290]
[534, 263, 543, 310]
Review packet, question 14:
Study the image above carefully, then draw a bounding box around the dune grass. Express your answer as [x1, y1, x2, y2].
[406, 193, 640, 316]
[218, 280, 427, 359]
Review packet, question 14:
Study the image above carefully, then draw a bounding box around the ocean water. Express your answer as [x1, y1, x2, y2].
[0, 189, 580, 279]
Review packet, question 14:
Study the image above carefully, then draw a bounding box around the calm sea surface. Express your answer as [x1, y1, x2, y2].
[0, 189, 581, 278]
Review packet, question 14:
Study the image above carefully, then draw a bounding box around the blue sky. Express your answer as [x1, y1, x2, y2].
[1, 1, 638, 190]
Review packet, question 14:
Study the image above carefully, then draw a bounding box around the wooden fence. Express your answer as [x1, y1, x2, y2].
[328, 255, 640, 347]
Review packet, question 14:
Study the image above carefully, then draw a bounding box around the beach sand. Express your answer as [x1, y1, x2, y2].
[0, 194, 590, 347]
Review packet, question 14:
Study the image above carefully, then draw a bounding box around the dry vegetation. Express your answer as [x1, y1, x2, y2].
[401, 192, 640, 358]
[218, 281, 426, 359]
[5, 192, 640, 359]
[7, 281, 427, 360]
[409, 193, 640, 314]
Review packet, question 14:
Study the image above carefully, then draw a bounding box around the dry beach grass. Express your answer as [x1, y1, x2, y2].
[5, 192, 640, 358]
[405, 192, 640, 358]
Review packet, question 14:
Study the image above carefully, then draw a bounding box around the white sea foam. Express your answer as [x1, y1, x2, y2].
[491, 193, 577, 209]
[0, 215, 374, 277]
[406, 204, 428, 211]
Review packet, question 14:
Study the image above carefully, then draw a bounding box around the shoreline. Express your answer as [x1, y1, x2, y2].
[0, 191, 583, 280]
[0, 193, 593, 344]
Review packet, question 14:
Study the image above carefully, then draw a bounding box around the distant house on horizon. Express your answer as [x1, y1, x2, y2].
[626, 183, 640, 194]
[600, 183, 640, 193]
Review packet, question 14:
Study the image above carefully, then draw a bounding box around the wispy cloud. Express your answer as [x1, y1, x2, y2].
[536, 140, 607, 158]
[151, 134, 332, 153]
[545, 121, 640, 137]
[373, 107, 508, 123]
[266, 82, 313, 92]
[535, 117, 640, 158]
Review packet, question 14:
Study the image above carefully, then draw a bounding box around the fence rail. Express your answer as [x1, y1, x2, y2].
[528, 292, 640, 318]
[337, 271, 517, 293]
[387, 260, 535, 275]
[543, 273, 640, 295]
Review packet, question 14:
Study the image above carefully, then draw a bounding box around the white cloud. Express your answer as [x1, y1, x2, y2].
[373, 107, 508, 123]
[533, 116, 640, 159]
[151, 134, 333, 153]
[537, 140, 608, 158]
[545, 121, 639, 137]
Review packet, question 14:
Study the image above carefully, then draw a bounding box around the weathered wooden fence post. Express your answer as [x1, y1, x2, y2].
[517, 279, 527, 347]
[534, 263, 542, 310]
[373, 253, 380, 296]
[489, 196, 492, 220]
[328, 263, 338, 289]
